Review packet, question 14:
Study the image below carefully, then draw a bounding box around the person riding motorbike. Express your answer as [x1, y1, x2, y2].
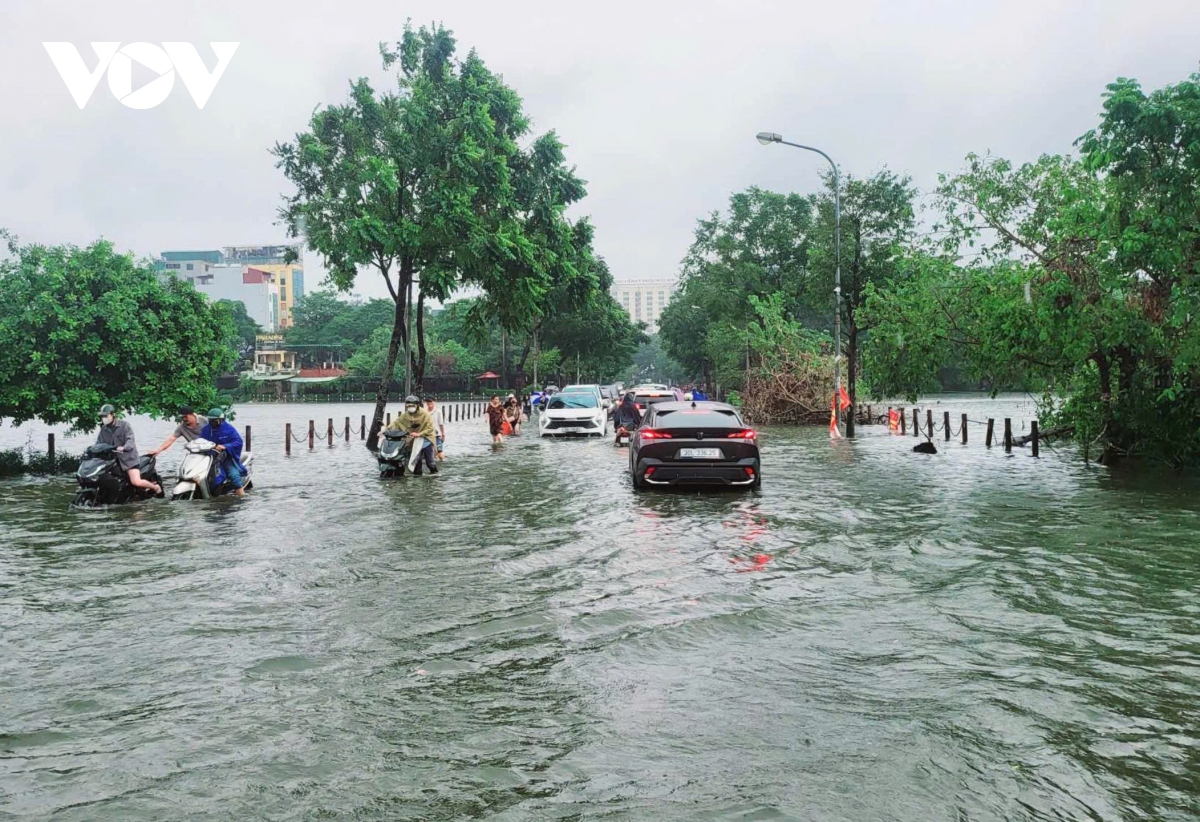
[200, 408, 247, 497]
[96, 403, 162, 495]
[613, 392, 643, 436]
[382, 395, 438, 474]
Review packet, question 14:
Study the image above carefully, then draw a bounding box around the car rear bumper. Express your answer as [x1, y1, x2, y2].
[637, 456, 759, 486]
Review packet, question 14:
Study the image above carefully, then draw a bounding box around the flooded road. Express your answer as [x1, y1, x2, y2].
[2, 396, 1199, 820]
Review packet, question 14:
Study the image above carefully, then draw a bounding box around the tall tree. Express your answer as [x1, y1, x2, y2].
[0, 234, 236, 430]
[863, 68, 1200, 465]
[214, 299, 262, 351]
[810, 170, 916, 434]
[274, 23, 533, 446]
[659, 187, 817, 384]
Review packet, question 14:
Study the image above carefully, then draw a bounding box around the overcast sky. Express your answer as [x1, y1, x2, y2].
[2, 0, 1198, 302]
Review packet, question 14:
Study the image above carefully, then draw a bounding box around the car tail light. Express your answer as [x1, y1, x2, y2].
[646, 466, 657, 476]
[744, 467, 756, 477]
[639, 429, 673, 440]
[727, 429, 757, 440]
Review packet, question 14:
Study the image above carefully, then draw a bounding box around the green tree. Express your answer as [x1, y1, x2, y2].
[660, 186, 818, 384]
[629, 335, 686, 385]
[286, 290, 394, 363]
[214, 299, 262, 350]
[0, 234, 236, 430]
[864, 71, 1200, 464]
[275, 23, 535, 446]
[810, 169, 917, 433]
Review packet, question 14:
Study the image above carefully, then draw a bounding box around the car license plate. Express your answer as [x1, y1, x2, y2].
[561, 427, 581, 433]
[679, 447, 721, 459]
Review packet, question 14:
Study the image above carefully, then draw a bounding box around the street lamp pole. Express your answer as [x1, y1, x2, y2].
[756, 132, 842, 429]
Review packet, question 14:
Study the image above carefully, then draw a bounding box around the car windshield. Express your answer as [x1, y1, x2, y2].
[549, 394, 598, 409]
[635, 394, 675, 406]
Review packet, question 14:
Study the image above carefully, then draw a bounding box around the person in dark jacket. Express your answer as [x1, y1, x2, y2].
[613, 392, 643, 433]
[96, 404, 161, 495]
[200, 408, 247, 497]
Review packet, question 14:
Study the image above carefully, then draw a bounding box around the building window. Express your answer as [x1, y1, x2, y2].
[186, 263, 194, 270]
[280, 277, 286, 286]
[166, 263, 180, 270]
[659, 291, 665, 303]
[280, 287, 287, 302]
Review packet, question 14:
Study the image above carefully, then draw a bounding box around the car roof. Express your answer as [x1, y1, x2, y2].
[647, 400, 737, 412]
[561, 384, 600, 391]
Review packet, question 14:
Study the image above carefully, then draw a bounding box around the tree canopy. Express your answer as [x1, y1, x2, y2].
[0, 234, 236, 431]
[862, 72, 1200, 464]
[274, 23, 616, 442]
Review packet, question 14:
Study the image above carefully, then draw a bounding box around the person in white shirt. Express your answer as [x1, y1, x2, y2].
[425, 397, 446, 460]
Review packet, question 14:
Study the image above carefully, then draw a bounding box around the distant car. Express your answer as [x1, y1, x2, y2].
[539, 391, 609, 437]
[632, 383, 670, 393]
[598, 385, 615, 408]
[631, 386, 683, 411]
[629, 400, 760, 489]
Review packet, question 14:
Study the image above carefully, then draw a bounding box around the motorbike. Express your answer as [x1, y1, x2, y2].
[72, 443, 165, 508]
[378, 430, 436, 478]
[615, 425, 634, 447]
[170, 438, 254, 500]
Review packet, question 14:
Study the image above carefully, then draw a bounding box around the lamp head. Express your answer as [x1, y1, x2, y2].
[756, 132, 782, 145]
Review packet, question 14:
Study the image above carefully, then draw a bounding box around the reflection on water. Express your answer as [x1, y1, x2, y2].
[1, 396, 1198, 820]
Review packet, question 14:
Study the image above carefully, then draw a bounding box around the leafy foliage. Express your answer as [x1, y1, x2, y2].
[0, 235, 236, 431]
[863, 71, 1200, 464]
[214, 299, 262, 350]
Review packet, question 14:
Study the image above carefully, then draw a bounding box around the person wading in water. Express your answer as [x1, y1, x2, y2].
[486, 395, 507, 444]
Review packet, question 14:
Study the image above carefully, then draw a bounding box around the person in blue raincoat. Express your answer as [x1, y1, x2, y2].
[201, 408, 246, 497]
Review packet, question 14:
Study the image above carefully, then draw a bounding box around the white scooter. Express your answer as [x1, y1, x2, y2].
[171, 438, 254, 500]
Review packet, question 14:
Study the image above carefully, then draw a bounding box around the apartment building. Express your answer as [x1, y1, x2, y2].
[611, 278, 677, 331]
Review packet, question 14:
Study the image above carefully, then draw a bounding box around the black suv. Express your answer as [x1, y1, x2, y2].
[629, 401, 760, 489]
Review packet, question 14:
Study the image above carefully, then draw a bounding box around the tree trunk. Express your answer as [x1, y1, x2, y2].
[1094, 350, 1117, 464]
[516, 330, 534, 372]
[501, 329, 509, 389]
[846, 324, 858, 437]
[414, 290, 427, 391]
[367, 262, 410, 450]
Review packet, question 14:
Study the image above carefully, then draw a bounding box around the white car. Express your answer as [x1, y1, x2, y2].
[539, 391, 609, 437]
[559, 384, 607, 408]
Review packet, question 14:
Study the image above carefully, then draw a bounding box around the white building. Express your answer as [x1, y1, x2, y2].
[188, 265, 280, 331]
[612, 278, 677, 331]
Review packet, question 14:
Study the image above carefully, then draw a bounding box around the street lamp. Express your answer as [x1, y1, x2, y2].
[755, 131, 843, 429]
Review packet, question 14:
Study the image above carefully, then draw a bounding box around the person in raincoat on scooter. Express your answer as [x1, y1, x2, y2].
[200, 408, 247, 497]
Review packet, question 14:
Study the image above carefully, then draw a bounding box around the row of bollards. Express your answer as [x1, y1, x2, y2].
[285, 401, 490, 454]
[879, 406, 1042, 457]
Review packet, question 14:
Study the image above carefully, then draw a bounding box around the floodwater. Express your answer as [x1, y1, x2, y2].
[2, 396, 1199, 820]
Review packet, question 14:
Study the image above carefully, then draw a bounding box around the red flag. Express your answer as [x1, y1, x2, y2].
[838, 385, 851, 410]
[829, 396, 843, 439]
[888, 408, 900, 431]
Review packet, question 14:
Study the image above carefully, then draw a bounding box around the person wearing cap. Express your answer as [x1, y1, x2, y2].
[147, 406, 208, 457]
[95, 403, 162, 495]
[383, 395, 437, 474]
[199, 408, 246, 497]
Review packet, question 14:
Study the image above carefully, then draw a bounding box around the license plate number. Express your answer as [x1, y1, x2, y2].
[561, 427, 581, 433]
[679, 447, 721, 459]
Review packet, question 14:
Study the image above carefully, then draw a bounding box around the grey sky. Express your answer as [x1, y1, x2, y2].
[2, 0, 1198, 303]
